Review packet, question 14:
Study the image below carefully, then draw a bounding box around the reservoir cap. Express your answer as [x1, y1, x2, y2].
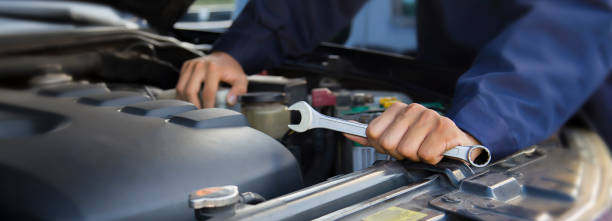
[189, 185, 240, 209]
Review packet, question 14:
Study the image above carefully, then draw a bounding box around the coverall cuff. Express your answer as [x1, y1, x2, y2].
[448, 96, 520, 161]
[211, 23, 280, 74]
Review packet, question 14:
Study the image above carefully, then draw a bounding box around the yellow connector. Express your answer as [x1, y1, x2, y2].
[379, 97, 399, 108]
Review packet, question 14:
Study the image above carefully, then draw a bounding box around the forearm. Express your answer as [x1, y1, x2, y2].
[212, 0, 367, 74]
[448, 0, 612, 160]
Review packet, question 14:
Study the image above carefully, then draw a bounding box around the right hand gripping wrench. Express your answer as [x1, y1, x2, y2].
[288, 101, 491, 167]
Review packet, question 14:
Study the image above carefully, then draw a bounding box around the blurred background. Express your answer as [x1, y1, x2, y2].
[174, 0, 418, 55]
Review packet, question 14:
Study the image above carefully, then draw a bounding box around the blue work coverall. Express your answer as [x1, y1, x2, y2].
[212, 0, 612, 160]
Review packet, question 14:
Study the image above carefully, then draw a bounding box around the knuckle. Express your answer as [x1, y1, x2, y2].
[420, 111, 436, 122]
[407, 103, 424, 111]
[195, 61, 207, 72]
[437, 117, 455, 131]
[427, 108, 439, 115]
[442, 117, 456, 127]
[390, 102, 407, 109]
[415, 110, 436, 127]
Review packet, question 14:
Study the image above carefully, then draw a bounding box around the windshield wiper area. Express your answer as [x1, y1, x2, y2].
[0, 1, 134, 27]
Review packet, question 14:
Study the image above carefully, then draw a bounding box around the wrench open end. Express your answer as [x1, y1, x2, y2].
[287, 101, 315, 132]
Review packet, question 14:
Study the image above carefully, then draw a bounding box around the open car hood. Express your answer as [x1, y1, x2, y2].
[82, 0, 194, 31]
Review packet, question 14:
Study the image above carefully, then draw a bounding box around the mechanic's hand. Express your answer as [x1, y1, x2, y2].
[176, 51, 248, 108]
[345, 102, 480, 165]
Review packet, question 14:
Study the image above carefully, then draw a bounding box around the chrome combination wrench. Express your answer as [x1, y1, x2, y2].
[288, 101, 491, 167]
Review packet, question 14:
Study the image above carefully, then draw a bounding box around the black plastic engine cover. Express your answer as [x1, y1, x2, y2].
[0, 84, 303, 220]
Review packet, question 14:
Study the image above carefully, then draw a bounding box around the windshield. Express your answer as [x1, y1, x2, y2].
[175, 0, 235, 32]
[0, 1, 146, 35]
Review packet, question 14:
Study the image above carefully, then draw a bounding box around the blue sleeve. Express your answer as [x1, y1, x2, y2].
[447, 0, 612, 160]
[212, 0, 367, 74]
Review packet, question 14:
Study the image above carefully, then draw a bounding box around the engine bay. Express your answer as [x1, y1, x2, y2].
[0, 29, 610, 220]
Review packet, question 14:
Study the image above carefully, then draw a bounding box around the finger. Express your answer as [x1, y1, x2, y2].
[176, 61, 195, 99]
[396, 107, 439, 162]
[417, 118, 460, 165]
[469, 148, 483, 161]
[180, 60, 200, 101]
[366, 102, 408, 153]
[225, 75, 248, 106]
[201, 64, 221, 108]
[185, 62, 206, 108]
[344, 133, 369, 146]
[417, 133, 446, 165]
[376, 105, 423, 160]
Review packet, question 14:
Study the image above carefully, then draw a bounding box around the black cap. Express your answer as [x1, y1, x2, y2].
[239, 92, 285, 104]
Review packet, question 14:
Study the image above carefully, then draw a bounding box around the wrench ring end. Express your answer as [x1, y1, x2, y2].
[468, 145, 491, 167]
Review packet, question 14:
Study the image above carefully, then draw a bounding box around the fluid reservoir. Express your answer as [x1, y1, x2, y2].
[239, 92, 290, 139]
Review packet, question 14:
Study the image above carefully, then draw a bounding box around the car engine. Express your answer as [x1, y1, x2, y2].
[0, 28, 610, 221]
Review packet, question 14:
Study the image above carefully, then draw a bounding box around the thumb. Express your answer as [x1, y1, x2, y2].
[226, 78, 247, 106]
[344, 133, 370, 146]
